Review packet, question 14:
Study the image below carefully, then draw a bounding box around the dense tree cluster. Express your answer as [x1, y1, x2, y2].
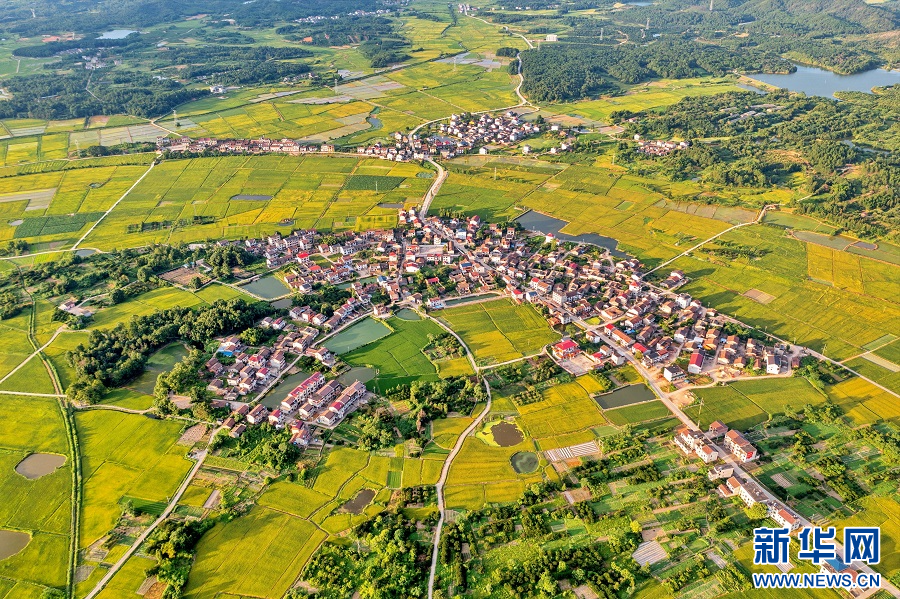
[0, 72, 207, 120]
[621, 89, 900, 237]
[65, 298, 269, 398]
[519, 41, 791, 103]
[213, 423, 299, 470]
[145, 518, 215, 599]
[358, 377, 486, 450]
[303, 512, 431, 599]
[277, 16, 396, 46]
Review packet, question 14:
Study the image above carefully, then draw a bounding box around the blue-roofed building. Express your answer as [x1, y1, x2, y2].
[820, 557, 857, 584]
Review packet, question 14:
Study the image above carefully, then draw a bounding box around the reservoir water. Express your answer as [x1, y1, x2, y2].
[98, 30, 138, 39]
[749, 65, 900, 99]
[516, 210, 626, 257]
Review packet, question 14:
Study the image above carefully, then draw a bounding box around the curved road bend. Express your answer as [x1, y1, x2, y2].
[422, 312, 491, 599]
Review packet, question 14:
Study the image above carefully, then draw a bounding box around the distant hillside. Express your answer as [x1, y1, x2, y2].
[739, 0, 899, 33]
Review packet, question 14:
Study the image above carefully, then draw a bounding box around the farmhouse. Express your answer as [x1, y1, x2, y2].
[687, 352, 704, 374]
[552, 339, 579, 359]
[723, 429, 757, 462]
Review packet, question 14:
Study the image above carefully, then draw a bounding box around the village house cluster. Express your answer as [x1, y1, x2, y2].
[634, 136, 690, 157]
[672, 421, 803, 537]
[188, 210, 807, 459]
[157, 111, 570, 161]
[203, 321, 322, 402]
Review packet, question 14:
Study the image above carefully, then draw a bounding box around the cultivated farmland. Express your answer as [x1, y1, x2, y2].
[340, 316, 447, 392]
[670, 225, 900, 361]
[79, 156, 431, 250]
[0, 396, 71, 592]
[75, 410, 193, 550]
[439, 299, 559, 365]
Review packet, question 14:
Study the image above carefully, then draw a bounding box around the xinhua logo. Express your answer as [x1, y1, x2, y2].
[751, 526, 882, 590]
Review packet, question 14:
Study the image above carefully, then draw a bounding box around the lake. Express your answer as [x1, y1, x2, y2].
[98, 29, 138, 39]
[516, 210, 627, 257]
[749, 65, 900, 99]
[240, 276, 290, 300]
[15, 453, 66, 479]
[0, 530, 29, 561]
[595, 384, 656, 409]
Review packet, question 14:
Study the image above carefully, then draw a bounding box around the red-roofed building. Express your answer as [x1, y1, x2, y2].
[688, 352, 704, 374]
[552, 339, 579, 359]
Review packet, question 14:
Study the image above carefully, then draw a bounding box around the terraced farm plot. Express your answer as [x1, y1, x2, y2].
[604, 400, 671, 425]
[0, 396, 71, 591]
[432, 159, 753, 266]
[183, 506, 327, 599]
[439, 299, 559, 365]
[0, 165, 149, 244]
[540, 78, 743, 123]
[80, 156, 429, 249]
[825, 377, 893, 425]
[516, 378, 607, 441]
[444, 420, 541, 511]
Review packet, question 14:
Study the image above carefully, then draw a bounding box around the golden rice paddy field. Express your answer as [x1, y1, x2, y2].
[70, 155, 431, 249]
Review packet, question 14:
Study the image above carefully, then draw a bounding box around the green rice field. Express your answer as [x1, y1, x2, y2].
[439, 299, 559, 365]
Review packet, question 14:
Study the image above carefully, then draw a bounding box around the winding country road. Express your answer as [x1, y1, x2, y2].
[422, 312, 492, 599]
[83, 443, 212, 599]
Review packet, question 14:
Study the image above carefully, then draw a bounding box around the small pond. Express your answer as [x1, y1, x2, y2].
[377, 202, 405, 209]
[491, 421, 524, 447]
[261, 370, 311, 408]
[395, 308, 421, 321]
[595, 384, 656, 409]
[130, 343, 189, 396]
[510, 451, 539, 474]
[340, 488, 376, 514]
[240, 276, 290, 300]
[0, 530, 30, 561]
[270, 298, 293, 309]
[337, 367, 376, 387]
[324, 318, 392, 354]
[516, 210, 627, 257]
[15, 453, 66, 479]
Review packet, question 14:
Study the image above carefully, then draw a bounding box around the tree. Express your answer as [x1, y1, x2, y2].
[110, 288, 125, 304]
[745, 502, 768, 520]
[189, 276, 203, 290]
[67, 376, 106, 405]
